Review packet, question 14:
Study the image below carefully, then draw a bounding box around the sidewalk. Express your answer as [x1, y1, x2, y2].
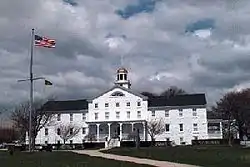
[72, 149, 200, 167]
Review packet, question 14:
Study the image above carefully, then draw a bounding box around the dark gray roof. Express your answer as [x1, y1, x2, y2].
[42, 99, 88, 111]
[148, 94, 206, 107]
[42, 93, 206, 112]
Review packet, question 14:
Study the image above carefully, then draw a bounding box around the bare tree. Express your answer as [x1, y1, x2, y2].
[58, 124, 80, 145]
[11, 98, 55, 149]
[141, 86, 186, 99]
[160, 86, 186, 98]
[147, 118, 165, 146]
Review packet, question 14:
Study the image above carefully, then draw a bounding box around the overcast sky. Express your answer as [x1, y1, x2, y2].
[0, 0, 250, 115]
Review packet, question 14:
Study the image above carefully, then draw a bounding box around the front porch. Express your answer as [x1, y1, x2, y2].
[86, 121, 147, 142]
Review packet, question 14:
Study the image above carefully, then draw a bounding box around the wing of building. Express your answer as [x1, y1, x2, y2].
[34, 67, 223, 147]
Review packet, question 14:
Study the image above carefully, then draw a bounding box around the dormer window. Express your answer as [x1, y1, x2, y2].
[116, 102, 120, 107]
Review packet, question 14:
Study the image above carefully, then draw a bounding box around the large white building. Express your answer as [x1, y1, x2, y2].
[35, 67, 223, 147]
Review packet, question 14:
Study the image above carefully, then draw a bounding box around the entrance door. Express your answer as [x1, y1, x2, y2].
[117, 126, 120, 135]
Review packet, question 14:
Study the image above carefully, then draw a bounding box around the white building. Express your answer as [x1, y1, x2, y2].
[35, 67, 223, 147]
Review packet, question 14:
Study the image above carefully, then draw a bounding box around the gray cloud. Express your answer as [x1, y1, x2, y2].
[1, 0, 250, 119]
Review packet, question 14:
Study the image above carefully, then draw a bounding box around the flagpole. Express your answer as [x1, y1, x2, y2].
[29, 28, 35, 152]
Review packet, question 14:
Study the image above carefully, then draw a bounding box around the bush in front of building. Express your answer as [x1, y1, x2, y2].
[192, 139, 240, 146]
[120, 141, 171, 147]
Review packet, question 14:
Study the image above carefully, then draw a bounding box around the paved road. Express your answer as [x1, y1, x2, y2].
[72, 149, 200, 167]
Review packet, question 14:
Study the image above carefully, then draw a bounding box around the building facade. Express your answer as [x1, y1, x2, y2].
[34, 67, 223, 147]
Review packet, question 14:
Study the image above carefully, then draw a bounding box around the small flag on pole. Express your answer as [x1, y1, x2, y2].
[45, 79, 53, 86]
[35, 35, 56, 48]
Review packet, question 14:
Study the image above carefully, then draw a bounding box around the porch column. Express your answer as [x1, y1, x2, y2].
[143, 122, 146, 141]
[119, 123, 123, 141]
[96, 124, 100, 141]
[108, 123, 111, 140]
[86, 124, 89, 137]
[219, 122, 223, 138]
[131, 122, 134, 132]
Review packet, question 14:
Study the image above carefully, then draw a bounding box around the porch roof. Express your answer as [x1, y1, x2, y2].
[86, 120, 146, 124]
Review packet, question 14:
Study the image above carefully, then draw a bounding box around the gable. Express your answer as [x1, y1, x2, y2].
[88, 85, 147, 102]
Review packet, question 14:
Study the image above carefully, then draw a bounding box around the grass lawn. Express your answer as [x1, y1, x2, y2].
[0, 150, 152, 167]
[103, 146, 250, 167]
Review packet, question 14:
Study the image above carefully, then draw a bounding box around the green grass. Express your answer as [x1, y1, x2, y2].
[0, 150, 152, 167]
[103, 146, 250, 167]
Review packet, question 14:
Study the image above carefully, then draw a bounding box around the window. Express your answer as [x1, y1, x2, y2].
[95, 103, 98, 108]
[120, 74, 123, 80]
[165, 124, 170, 132]
[151, 111, 155, 117]
[45, 128, 48, 136]
[70, 128, 73, 135]
[180, 137, 183, 142]
[70, 113, 73, 121]
[45, 141, 48, 144]
[194, 136, 198, 140]
[111, 91, 125, 96]
[116, 111, 120, 119]
[82, 113, 86, 121]
[116, 102, 120, 107]
[57, 128, 61, 135]
[57, 114, 61, 121]
[193, 123, 198, 131]
[179, 109, 183, 117]
[166, 138, 170, 142]
[179, 124, 183, 131]
[94, 113, 98, 120]
[70, 140, 73, 145]
[208, 123, 220, 133]
[137, 101, 141, 106]
[105, 112, 109, 119]
[124, 74, 127, 80]
[57, 140, 60, 144]
[165, 110, 169, 117]
[137, 111, 141, 118]
[193, 109, 197, 116]
[127, 111, 130, 119]
[105, 103, 109, 107]
[126, 102, 130, 107]
[82, 128, 86, 134]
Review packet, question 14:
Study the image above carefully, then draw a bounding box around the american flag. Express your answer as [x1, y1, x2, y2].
[34, 35, 56, 48]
